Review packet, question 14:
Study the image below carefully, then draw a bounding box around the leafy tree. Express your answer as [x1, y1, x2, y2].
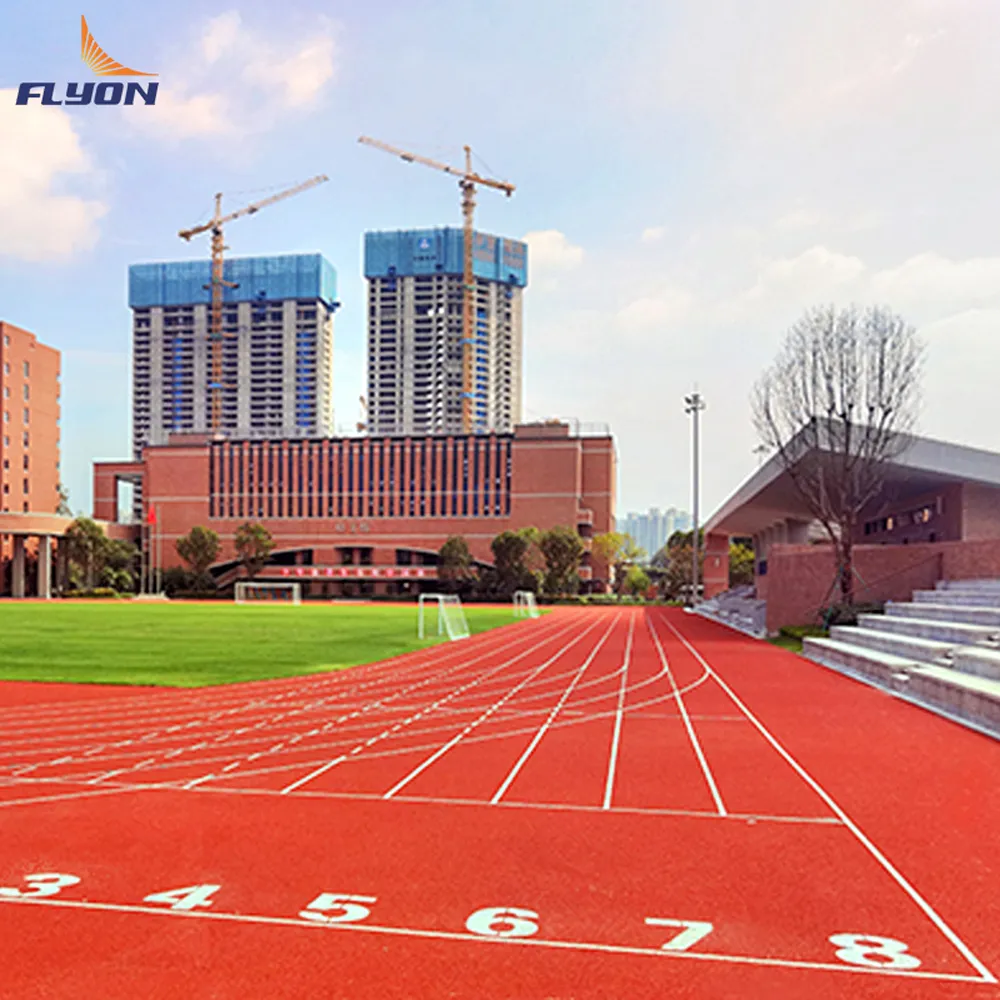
[176, 526, 221, 576]
[729, 540, 755, 588]
[65, 517, 110, 589]
[539, 525, 585, 597]
[99, 538, 138, 592]
[490, 529, 537, 599]
[752, 304, 923, 605]
[438, 536, 473, 593]
[624, 565, 651, 597]
[234, 522, 274, 581]
[655, 530, 704, 601]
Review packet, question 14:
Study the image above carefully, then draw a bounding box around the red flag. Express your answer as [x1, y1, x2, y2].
[147, 504, 157, 526]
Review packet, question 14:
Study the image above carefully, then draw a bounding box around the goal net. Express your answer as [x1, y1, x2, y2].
[234, 581, 301, 606]
[513, 590, 540, 619]
[418, 593, 470, 641]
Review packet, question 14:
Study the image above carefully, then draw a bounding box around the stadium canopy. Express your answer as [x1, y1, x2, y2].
[704, 428, 1000, 539]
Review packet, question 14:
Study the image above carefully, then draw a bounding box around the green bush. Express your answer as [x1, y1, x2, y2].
[63, 588, 122, 599]
[821, 602, 884, 627]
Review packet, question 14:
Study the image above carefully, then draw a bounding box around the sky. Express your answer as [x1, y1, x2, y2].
[2, 0, 999, 521]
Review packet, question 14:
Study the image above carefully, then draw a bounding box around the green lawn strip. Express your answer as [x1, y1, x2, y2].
[0, 603, 523, 688]
[768, 624, 828, 654]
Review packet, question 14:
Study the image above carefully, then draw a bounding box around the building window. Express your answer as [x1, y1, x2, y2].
[23, 384, 29, 401]
[2, 411, 7, 423]
[23, 408, 29, 424]
[22, 455, 28, 470]
[3, 387, 8, 399]
[3, 334, 9, 346]
[23, 478, 29, 493]
[23, 431, 28, 447]
[23, 362, 29, 378]
[2, 362, 8, 374]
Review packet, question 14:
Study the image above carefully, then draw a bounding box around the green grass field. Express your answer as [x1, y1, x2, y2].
[0, 602, 522, 688]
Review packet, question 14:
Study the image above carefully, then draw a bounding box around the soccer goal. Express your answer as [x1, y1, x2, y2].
[234, 581, 302, 606]
[513, 590, 540, 619]
[418, 593, 470, 641]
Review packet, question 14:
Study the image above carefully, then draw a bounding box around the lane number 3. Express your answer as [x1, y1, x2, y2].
[0, 873, 80, 898]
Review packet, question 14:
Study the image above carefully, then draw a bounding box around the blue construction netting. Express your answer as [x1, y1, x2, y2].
[364, 228, 527, 287]
[128, 254, 338, 309]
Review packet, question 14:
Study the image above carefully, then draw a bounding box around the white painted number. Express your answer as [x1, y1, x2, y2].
[0, 873, 80, 899]
[830, 933, 921, 970]
[466, 906, 539, 938]
[299, 893, 377, 924]
[144, 884, 220, 912]
[645, 917, 714, 951]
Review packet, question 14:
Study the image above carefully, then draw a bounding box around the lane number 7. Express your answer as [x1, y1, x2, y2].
[645, 917, 714, 951]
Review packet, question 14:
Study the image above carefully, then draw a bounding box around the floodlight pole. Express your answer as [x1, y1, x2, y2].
[685, 390, 706, 607]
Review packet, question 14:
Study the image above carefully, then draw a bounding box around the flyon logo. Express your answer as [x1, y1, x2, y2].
[16, 16, 158, 107]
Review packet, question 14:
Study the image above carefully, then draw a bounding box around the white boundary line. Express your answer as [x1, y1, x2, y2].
[0, 895, 985, 983]
[657, 610, 998, 985]
[602, 614, 637, 810]
[647, 614, 727, 816]
[490, 614, 621, 804]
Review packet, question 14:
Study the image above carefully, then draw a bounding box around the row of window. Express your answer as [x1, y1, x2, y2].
[863, 498, 944, 536]
[2, 361, 30, 377]
[208, 437, 513, 521]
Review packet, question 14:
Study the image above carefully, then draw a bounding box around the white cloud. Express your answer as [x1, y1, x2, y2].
[616, 289, 693, 331]
[135, 12, 338, 142]
[0, 91, 107, 261]
[871, 253, 1000, 319]
[641, 226, 666, 243]
[523, 230, 584, 275]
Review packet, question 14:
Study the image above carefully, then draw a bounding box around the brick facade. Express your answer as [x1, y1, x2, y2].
[94, 422, 616, 594]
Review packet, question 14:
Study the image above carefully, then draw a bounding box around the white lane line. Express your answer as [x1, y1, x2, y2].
[0, 786, 135, 810]
[279, 618, 594, 796]
[659, 610, 998, 986]
[491, 615, 621, 805]
[602, 614, 637, 810]
[647, 613, 727, 817]
[384, 617, 605, 800]
[0, 895, 985, 983]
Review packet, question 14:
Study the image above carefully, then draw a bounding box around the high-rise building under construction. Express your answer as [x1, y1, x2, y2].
[128, 253, 338, 454]
[364, 228, 527, 435]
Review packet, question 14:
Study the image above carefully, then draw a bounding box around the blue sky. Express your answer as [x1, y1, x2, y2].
[3, 0, 1000, 521]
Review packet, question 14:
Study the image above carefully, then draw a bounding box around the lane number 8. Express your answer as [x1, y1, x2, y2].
[830, 933, 921, 970]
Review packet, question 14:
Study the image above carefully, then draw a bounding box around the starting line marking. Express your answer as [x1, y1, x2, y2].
[0, 894, 988, 984]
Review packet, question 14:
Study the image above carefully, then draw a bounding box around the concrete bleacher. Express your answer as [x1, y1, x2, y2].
[695, 586, 768, 639]
[804, 578, 1000, 740]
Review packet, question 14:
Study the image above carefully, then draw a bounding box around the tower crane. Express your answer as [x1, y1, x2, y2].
[178, 175, 329, 434]
[358, 136, 515, 434]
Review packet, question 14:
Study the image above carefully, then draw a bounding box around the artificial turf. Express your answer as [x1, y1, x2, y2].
[0, 601, 522, 688]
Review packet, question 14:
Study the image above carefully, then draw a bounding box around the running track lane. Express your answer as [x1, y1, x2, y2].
[0, 606, 998, 998]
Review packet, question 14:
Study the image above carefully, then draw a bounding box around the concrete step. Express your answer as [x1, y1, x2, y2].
[913, 589, 1000, 608]
[885, 602, 1000, 627]
[951, 646, 1000, 681]
[803, 637, 1000, 740]
[828, 626, 953, 664]
[936, 578, 1000, 592]
[856, 613, 1000, 646]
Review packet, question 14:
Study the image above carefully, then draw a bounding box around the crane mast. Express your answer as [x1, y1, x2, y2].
[179, 175, 329, 435]
[358, 136, 514, 434]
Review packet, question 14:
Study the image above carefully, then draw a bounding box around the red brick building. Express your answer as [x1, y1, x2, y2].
[1, 321, 61, 517]
[94, 421, 616, 595]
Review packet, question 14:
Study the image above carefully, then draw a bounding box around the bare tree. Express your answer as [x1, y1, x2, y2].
[751, 305, 923, 606]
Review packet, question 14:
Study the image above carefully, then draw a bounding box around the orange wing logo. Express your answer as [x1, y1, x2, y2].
[80, 15, 156, 77]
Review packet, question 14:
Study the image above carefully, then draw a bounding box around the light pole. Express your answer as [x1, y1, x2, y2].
[685, 390, 706, 606]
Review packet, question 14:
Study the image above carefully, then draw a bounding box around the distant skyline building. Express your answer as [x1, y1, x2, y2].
[128, 254, 338, 454]
[364, 228, 527, 436]
[617, 506, 692, 560]
[0, 321, 60, 516]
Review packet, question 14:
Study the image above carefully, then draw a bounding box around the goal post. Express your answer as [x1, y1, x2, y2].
[418, 593, 470, 641]
[513, 590, 540, 619]
[234, 581, 302, 605]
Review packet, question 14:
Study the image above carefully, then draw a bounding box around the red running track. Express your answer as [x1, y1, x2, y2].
[0, 606, 998, 998]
